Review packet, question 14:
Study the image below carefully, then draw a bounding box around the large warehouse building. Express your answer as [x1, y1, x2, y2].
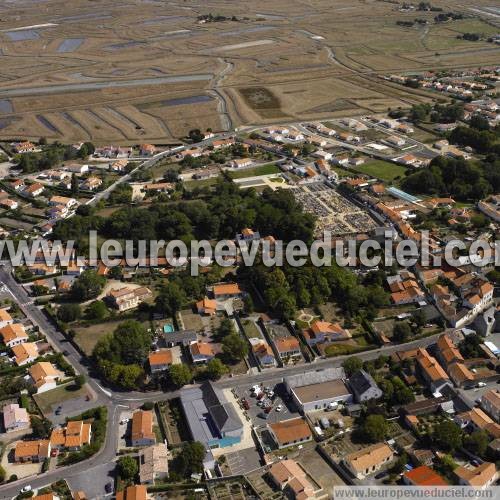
[284, 367, 352, 413]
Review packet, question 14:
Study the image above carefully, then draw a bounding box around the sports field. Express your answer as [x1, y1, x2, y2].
[354, 160, 407, 183]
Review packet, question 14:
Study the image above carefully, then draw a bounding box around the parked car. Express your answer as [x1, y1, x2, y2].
[105, 483, 113, 494]
[20, 486, 32, 493]
[276, 405, 283, 412]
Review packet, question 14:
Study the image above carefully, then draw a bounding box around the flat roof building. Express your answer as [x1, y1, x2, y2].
[284, 368, 352, 412]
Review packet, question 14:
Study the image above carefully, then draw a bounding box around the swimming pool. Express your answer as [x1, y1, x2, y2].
[163, 324, 174, 334]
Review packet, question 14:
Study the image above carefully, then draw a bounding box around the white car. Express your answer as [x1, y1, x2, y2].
[477, 382, 487, 388]
[21, 486, 32, 493]
[120, 419, 129, 425]
[276, 405, 283, 412]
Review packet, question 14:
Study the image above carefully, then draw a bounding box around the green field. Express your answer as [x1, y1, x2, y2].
[228, 164, 280, 179]
[34, 383, 89, 415]
[184, 176, 219, 191]
[354, 160, 406, 182]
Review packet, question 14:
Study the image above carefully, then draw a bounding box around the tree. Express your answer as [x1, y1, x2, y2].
[57, 303, 81, 323]
[206, 358, 228, 380]
[174, 441, 206, 477]
[222, 333, 248, 362]
[432, 420, 463, 451]
[30, 416, 52, 439]
[362, 415, 388, 443]
[155, 282, 186, 317]
[217, 317, 235, 339]
[71, 270, 106, 301]
[412, 309, 426, 328]
[86, 300, 108, 320]
[117, 455, 138, 480]
[391, 451, 408, 474]
[74, 374, 86, 389]
[0, 464, 5, 483]
[393, 321, 412, 342]
[342, 356, 363, 376]
[70, 173, 79, 195]
[188, 129, 204, 143]
[169, 364, 192, 388]
[243, 294, 254, 314]
[464, 429, 488, 457]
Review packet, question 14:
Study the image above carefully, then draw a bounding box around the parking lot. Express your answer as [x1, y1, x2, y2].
[117, 410, 134, 450]
[233, 380, 300, 426]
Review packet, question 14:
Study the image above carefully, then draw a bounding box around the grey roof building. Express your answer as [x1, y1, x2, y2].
[284, 367, 352, 412]
[180, 382, 243, 469]
[348, 370, 383, 403]
[163, 329, 197, 347]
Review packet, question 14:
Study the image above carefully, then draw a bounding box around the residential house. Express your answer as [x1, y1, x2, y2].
[131, 410, 156, 447]
[106, 287, 152, 312]
[481, 390, 500, 422]
[303, 321, 351, 346]
[3, 403, 30, 432]
[50, 420, 92, 451]
[143, 182, 173, 193]
[49, 196, 78, 210]
[0, 324, 28, 347]
[33, 494, 60, 500]
[230, 158, 253, 169]
[249, 338, 276, 368]
[455, 462, 497, 489]
[14, 439, 51, 463]
[65, 164, 89, 174]
[385, 135, 406, 147]
[11, 179, 25, 191]
[140, 144, 156, 156]
[12, 342, 39, 366]
[403, 465, 447, 486]
[13, 141, 36, 154]
[274, 336, 301, 361]
[415, 348, 452, 396]
[110, 159, 128, 172]
[332, 154, 350, 166]
[268, 417, 313, 449]
[29, 362, 61, 393]
[312, 150, 332, 161]
[81, 176, 102, 191]
[0, 199, 18, 210]
[139, 443, 169, 484]
[212, 138, 235, 150]
[455, 407, 496, 433]
[268, 459, 315, 500]
[148, 350, 173, 374]
[189, 341, 216, 364]
[116, 485, 147, 500]
[348, 370, 383, 403]
[196, 297, 217, 315]
[213, 283, 243, 300]
[342, 443, 394, 480]
[24, 183, 44, 197]
[0, 309, 13, 329]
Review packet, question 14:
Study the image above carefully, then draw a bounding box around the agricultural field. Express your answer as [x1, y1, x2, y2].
[0, 0, 498, 143]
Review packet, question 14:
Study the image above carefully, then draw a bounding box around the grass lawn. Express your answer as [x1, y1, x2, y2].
[227, 163, 279, 179]
[354, 160, 406, 182]
[184, 176, 219, 191]
[324, 343, 367, 357]
[73, 319, 150, 355]
[331, 166, 352, 178]
[241, 319, 262, 339]
[33, 383, 88, 414]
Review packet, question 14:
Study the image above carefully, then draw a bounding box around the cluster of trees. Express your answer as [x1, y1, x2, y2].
[16, 142, 95, 174]
[70, 270, 106, 301]
[55, 181, 315, 253]
[409, 102, 464, 124]
[457, 33, 481, 41]
[239, 262, 389, 321]
[434, 12, 463, 22]
[450, 125, 500, 154]
[171, 441, 206, 480]
[402, 155, 499, 202]
[92, 321, 150, 389]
